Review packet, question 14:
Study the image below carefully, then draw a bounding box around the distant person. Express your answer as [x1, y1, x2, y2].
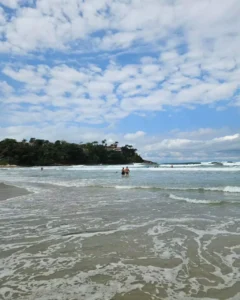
[125, 166, 130, 176]
[121, 167, 125, 176]
[41, 167, 43, 171]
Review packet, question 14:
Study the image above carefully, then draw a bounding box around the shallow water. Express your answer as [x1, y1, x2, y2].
[0, 183, 29, 201]
[0, 164, 240, 300]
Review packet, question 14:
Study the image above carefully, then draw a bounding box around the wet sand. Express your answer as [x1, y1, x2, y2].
[0, 182, 30, 201]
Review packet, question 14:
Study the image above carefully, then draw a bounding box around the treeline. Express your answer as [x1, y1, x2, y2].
[0, 138, 143, 166]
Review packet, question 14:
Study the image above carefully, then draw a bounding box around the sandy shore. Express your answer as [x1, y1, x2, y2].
[0, 183, 30, 201]
[0, 165, 18, 169]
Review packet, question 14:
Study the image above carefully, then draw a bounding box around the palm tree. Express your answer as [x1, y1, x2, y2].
[101, 139, 107, 146]
[29, 138, 36, 145]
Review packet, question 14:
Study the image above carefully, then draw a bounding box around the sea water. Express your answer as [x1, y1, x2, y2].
[0, 163, 239, 300]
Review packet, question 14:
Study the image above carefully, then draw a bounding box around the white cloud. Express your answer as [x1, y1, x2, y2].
[0, 0, 19, 9]
[144, 139, 201, 152]
[172, 128, 230, 140]
[140, 131, 240, 162]
[0, 7, 6, 24]
[0, 0, 238, 55]
[213, 133, 239, 142]
[0, 123, 119, 143]
[124, 131, 145, 141]
[3, 66, 46, 88]
[0, 0, 240, 162]
[0, 81, 13, 94]
[1, 53, 239, 126]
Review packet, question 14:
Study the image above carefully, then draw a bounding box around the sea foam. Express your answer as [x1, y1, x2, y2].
[169, 193, 224, 204]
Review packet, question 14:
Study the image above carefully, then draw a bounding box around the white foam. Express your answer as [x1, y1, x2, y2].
[147, 167, 240, 172]
[66, 164, 150, 171]
[3, 174, 240, 196]
[114, 185, 151, 189]
[169, 193, 223, 204]
[1, 214, 239, 300]
[159, 163, 201, 168]
[222, 161, 240, 167]
[8, 164, 240, 172]
[111, 185, 240, 194]
[200, 161, 213, 166]
[147, 224, 172, 236]
[206, 186, 240, 193]
[114, 185, 137, 189]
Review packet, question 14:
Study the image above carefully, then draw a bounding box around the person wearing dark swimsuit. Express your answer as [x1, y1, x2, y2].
[125, 166, 130, 176]
[121, 167, 125, 175]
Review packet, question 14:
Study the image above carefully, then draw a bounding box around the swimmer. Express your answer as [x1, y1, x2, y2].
[125, 166, 130, 176]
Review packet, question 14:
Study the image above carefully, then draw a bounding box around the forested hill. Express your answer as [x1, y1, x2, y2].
[0, 138, 144, 166]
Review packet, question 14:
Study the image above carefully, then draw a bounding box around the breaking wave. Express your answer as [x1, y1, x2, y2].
[42, 182, 239, 193]
[169, 194, 240, 205]
[205, 186, 240, 193]
[169, 193, 224, 204]
[112, 185, 240, 193]
[10, 178, 240, 194]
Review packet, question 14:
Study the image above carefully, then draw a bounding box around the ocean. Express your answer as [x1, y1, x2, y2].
[0, 162, 240, 300]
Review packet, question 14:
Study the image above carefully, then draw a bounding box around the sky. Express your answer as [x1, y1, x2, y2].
[0, 0, 240, 162]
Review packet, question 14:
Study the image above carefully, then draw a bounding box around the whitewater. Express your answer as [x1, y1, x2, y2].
[0, 163, 239, 299]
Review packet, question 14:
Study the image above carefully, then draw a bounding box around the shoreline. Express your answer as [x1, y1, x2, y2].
[0, 162, 157, 169]
[0, 183, 30, 201]
[0, 164, 18, 168]
[0, 161, 157, 168]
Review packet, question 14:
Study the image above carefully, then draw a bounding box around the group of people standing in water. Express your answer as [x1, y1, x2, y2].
[121, 166, 130, 176]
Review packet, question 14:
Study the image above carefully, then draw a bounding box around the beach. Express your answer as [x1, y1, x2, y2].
[0, 163, 240, 300]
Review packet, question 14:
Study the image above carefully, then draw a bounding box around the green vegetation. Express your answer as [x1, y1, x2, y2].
[0, 138, 143, 166]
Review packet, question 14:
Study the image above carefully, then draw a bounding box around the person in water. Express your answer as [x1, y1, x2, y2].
[125, 166, 130, 175]
[121, 167, 125, 175]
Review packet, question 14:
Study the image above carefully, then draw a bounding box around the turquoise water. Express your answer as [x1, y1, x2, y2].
[0, 163, 240, 299]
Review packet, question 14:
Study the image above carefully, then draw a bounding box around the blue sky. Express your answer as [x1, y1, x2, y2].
[0, 0, 240, 162]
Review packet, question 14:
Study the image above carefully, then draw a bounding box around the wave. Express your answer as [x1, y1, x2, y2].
[27, 163, 240, 171]
[2, 176, 240, 194]
[150, 167, 240, 172]
[27, 181, 240, 194]
[160, 161, 240, 167]
[2, 164, 240, 172]
[205, 186, 240, 193]
[114, 185, 152, 189]
[169, 194, 224, 204]
[27, 180, 240, 194]
[113, 185, 240, 193]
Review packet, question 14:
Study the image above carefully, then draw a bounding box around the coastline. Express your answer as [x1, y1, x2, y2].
[0, 164, 18, 168]
[0, 161, 157, 168]
[0, 183, 30, 201]
[142, 160, 158, 165]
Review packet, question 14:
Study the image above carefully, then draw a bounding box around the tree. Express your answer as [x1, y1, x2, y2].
[0, 138, 143, 166]
[29, 138, 36, 144]
[101, 139, 107, 146]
